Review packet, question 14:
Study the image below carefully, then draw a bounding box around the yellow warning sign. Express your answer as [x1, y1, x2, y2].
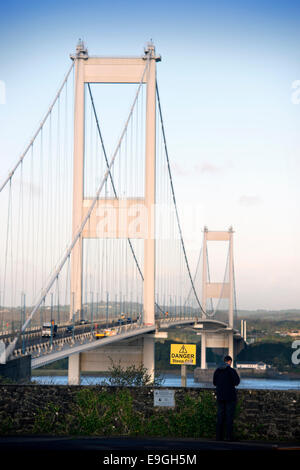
[170, 344, 196, 365]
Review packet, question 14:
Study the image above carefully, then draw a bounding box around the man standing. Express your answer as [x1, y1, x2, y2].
[213, 355, 240, 441]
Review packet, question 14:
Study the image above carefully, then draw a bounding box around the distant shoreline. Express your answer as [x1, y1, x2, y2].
[32, 368, 300, 381]
[238, 371, 300, 380]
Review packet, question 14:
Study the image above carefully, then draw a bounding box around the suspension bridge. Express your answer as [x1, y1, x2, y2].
[0, 41, 245, 384]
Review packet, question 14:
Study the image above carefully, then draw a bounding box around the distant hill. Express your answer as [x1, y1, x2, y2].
[236, 310, 300, 320]
[236, 341, 298, 370]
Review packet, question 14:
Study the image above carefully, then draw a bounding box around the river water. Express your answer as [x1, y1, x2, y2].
[32, 373, 300, 390]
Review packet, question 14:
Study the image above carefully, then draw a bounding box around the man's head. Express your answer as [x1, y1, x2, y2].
[224, 355, 232, 366]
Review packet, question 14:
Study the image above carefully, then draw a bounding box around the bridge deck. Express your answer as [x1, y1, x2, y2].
[30, 319, 198, 369]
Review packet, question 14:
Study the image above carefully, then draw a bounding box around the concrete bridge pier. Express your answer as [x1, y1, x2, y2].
[200, 329, 235, 370]
[68, 353, 81, 385]
[195, 329, 239, 382]
[201, 331, 207, 369]
[67, 335, 155, 385]
[143, 335, 155, 382]
[228, 331, 234, 360]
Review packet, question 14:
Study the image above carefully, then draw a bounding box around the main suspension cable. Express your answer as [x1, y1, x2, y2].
[156, 83, 206, 315]
[184, 245, 202, 307]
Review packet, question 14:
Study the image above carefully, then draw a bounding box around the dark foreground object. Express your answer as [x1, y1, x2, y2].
[0, 436, 299, 466]
[0, 435, 278, 451]
[0, 356, 31, 382]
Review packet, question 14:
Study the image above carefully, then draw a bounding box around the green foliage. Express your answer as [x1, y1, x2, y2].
[0, 414, 14, 434]
[102, 359, 164, 387]
[32, 402, 66, 434]
[30, 388, 220, 438]
[4, 386, 288, 441]
[236, 341, 293, 367]
[143, 391, 217, 438]
[68, 388, 144, 436]
[36, 358, 68, 370]
[68, 389, 219, 438]
[0, 375, 18, 385]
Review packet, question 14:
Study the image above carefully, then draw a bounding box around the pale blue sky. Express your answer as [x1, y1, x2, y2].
[1, 0, 300, 309]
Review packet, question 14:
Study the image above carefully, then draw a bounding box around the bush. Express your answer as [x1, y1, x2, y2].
[101, 359, 165, 387]
[33, 403, 66, 434]
[68, 388, 143, 436]
[143, 392, 217, 438]
[31, 388, 219, 438]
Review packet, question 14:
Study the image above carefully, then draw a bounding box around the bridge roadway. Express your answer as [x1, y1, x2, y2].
[55, 321, 241, 368]
[31, 317, 206, 369]
[1, 318, 136, 350]
[1, 315, 243, 368]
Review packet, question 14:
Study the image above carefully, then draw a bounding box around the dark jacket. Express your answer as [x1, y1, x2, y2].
[213, 364, 240, 402]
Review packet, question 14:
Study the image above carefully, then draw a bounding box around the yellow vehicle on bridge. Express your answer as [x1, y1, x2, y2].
[95, 328, 116, 339]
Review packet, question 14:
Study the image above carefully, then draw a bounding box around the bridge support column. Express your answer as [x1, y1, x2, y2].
[70, 41, 88, 320]
[69, 41, 160, 326]
[201, 227, 235, 327]
[143, 335, 155, 382]
[144, 44, 157, 326]
[68, 353, 81, 385]
[228, 330, 234, 365]
[201, 332, 207, 369]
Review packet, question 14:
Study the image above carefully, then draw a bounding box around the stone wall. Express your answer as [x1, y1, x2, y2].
[0, 385, 299, 441]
